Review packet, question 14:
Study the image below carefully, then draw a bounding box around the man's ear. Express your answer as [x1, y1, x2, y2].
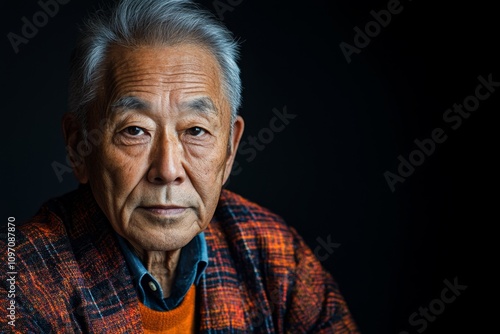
[62, 113, 89, 184]
[223, 115, 245, 184]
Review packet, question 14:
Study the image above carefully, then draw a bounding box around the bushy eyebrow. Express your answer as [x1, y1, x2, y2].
[110, 96, 149, 112]
[109, 95, 218, 117]
[181, 97, 218, 116]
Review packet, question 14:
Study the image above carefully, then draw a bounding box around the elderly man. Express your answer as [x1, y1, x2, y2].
[0, 0, 359, 332]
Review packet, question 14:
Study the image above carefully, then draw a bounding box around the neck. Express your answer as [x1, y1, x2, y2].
[130, 244, 181, 298]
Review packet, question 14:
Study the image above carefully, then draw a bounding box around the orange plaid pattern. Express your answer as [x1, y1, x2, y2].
[0, 185, 359, 333]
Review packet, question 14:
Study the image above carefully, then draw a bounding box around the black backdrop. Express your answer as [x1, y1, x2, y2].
[1, 0, 498, 333]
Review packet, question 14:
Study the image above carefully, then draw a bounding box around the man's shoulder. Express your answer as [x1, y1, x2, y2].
[214, 189, 298, 244]
[2, 189, 80, 244]
[0, 187, 94, 265]
[218, 189, 288, 226]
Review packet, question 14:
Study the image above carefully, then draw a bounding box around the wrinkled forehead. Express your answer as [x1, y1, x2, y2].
[93, 43, 229, 119]
[108, 43, 221, 78]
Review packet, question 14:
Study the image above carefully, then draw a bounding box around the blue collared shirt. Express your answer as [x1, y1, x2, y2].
[116, 232, 208, 311]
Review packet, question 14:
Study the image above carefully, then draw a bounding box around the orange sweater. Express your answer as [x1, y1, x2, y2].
[139, 285, 196, 333]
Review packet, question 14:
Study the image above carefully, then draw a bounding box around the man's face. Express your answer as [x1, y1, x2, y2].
[70, 44, 243, 252]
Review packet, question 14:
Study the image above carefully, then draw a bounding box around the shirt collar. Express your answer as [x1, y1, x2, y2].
[115, 231, 208, 311]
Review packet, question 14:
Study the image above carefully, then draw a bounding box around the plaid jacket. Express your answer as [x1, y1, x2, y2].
[0, 185, 359, 333]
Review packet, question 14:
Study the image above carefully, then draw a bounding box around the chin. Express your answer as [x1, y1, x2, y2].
[129, 228, 196, 252]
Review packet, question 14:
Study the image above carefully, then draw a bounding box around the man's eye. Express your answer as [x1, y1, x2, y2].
[186, 127, 206, 137]
[124, 126, 145, 136]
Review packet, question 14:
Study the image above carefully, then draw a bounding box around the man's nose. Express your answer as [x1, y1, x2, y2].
[147, 133, 186, 185]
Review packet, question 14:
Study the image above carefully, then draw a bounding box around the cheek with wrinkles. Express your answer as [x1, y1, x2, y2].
[188, 157, 228, 208]
[89, 143, 145, 207]
[104, 141, 150, 175]
[185, 147, 227, 179]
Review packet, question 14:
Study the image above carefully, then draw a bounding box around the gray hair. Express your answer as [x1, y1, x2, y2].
[68, 0, 242, 133]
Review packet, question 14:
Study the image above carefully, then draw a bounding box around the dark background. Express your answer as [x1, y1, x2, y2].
[1, 0, 498, 333]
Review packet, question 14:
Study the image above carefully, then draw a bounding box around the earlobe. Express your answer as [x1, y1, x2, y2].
[62, 113, 89, 184]
[223, 115, 245, 184]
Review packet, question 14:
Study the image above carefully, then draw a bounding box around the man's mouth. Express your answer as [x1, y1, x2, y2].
[138, 205, 188, 216]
